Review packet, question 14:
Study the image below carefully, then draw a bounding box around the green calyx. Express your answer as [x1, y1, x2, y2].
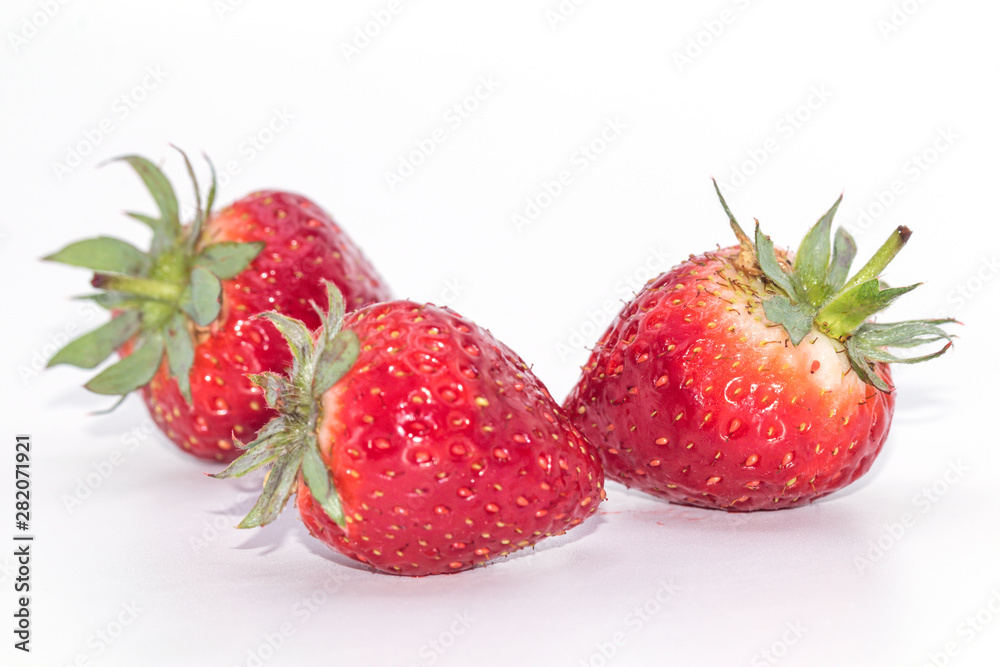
[45, 149, 265, 404]
[212, 281, 360, 530]
[712, 180, 955, 392]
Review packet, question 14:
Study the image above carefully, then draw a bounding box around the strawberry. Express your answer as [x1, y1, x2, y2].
[214, 282, 604, 575]
[565, 183, 954, 511]
[46, 151, 390, 461]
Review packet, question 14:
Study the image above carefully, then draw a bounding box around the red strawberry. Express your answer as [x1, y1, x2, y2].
[46, 151, 390, 461]
[565, 183, 954, 511]
[214, 282, 604, 575]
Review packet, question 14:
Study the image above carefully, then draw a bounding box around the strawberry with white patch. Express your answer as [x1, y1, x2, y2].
[566, 183, 954, 511]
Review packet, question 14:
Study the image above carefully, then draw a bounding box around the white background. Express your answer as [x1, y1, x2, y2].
[2, 1, 999, 666]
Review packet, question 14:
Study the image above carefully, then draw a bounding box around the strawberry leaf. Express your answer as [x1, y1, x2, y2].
[204, 154, 218, 223]
[257, 312, 313, 371]
[852, 319, 956, 348]
[716, 186, 954, 392]
[825, 227, 857, 295]
[848, 319, 955, 366]
[249, 372, 290, 409]
[124, 211, 170, 256]
[754, 223, 797, 299]
[180, 266, 222, 326]
[114, 156, 181, 251]
[253, 417, 296, 445]
[301, 437, 344, 526]
[44, 237, 151, 276]
[711, 179, 758, 275]
[762, 296, 815, 346]
[211, 431, 289, 479]
[319, 279, 347, 334]
[173, 146, 204, 252]
[49, 151, 277, 402]
[844, 342, 892, 393]
[124, 211, 161, 231]
[313, 330, 359, 396]
[195, 241, 265, 280]
[47, 312, 141, 369]
[855, 342, 953, 365]
[91, 394, 130, 416]
[236, 451, 305, 529]
[213, 281, 357, 532]
[792, 194, 842, 307]
[85, 334, 164, 395]
[164, 313, 195, 403]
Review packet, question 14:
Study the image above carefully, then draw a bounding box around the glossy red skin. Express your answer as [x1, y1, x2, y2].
[565, 248, 895, 511]
[296, 301, 605, 575]
[142, 191, 390, 462]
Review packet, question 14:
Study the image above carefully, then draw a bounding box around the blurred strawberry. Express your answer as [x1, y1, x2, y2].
[47, 151, 390, 461]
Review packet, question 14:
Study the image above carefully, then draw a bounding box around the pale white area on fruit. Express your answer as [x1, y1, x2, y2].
[711, 259, 863, 396]
[318, 381, 349, 458]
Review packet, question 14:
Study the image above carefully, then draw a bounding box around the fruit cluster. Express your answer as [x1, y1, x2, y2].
[48, 152, 954, 576]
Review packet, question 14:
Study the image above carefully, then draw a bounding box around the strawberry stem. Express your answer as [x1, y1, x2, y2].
[91, 273, 184, 303]
[836, 226, 910, 296]
[816, 226, 912, 341]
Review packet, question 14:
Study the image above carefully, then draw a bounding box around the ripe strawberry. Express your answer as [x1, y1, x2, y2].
[214, 282, 604, 575]
[565, 183, 954, 511]
[46, 151, 390, 461]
